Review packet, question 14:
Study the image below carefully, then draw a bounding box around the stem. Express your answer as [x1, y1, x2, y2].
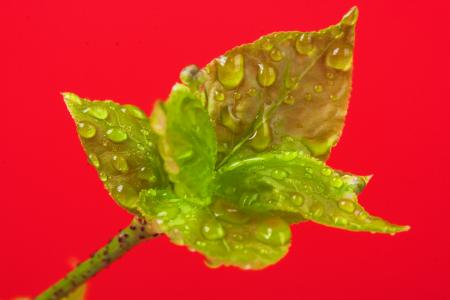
[36, 217, 159, 300]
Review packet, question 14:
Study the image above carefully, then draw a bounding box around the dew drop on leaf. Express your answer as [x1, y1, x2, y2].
[255, 217, 291, 246]
[247, 88, 257, 97]
[270, 48, 283, 62]
[283, 94, 295, 105]
[106, 128, 128, 143]
[291, 193, 304, 206]
[77, 121, 96, 139]
[88, 153, 100, 168]
[333, 215, 349, 226]
[311, 204, 324, 218]
[326, 43, 353, 71]
[86, 105, 108, 120]
[338, 200, 356, 213]
[271, 169, 288, 180]
[124, 104, 147, 120]
[257, 63, 277, 87]
[137, 166, 157, 183]
[248, 119, 271, 151]
[321, 168, 332, 176]
[112, 155, 129, 173]
[331, 177, 344, 188]
[214, 90, 225, 101]
[211, 200, 250, 224]
[217, 54, 245, 89]
[261, 38, 274, 51]
[202, 220, 225, 240]
[112, 183, 138, 207]
[313, 84, 323, 93]
[99, 171, 108, 182]
[295, 33, 315, 55]
[304, 93, 312, 101]
[221, 106, 240, 133]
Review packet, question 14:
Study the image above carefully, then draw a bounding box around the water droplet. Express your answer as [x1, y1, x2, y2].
[304, 93, 312, 101]
[112, 183, 138, 207]
[261, 38, 274, 51]
[247, 88, 257, 97]
[272, 169, 288, 180]
[291, 193, 304, 206]
[338, 200, 356, 213]
[87, 105, 108, 120]
[221, 106, 240, 133]
[233, 91, 241, 100]
[313, 84, 323, 93]
[239, 193, 259, 207]
[88, 153, 100, 168]
[106, 128, 128, 143]
[279, 151, 297, 161]
[77, 122, 96, 139]
[217, 54, 245, 89]
[356, 210, 369, 220]
[311, 204, 324, 218]
[326, 43, 353, 71]
[137, 166, 157, 183]
[295, 33, 314, 55]
[112, 155, 129, 173]
[257, 64, 277, 87]
[284, 76, 299, 90]
[332, 178, 344, 188]
[333, 216, 348, 226]
[212, 200, 249, 224]
[124, 105, 147, 119]
[214, 90, 225, 101]
[99, 172, 108, 182]
[249, 119, 271, 151]
[326, 72, 335, 79]
[283, 94, 295, 105]
[321, 168, 332, 176]
[201, 220, 225, 240]
[63, 92, 82, 105]
[155, 205, 180, 220]
[255, 217, 291, 246]
[270, 48, 283, 61]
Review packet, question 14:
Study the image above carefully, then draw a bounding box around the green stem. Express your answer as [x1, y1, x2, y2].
[35, 217, 160, 300]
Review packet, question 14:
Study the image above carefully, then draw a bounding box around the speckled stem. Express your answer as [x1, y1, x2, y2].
[35, 217, 159, 300]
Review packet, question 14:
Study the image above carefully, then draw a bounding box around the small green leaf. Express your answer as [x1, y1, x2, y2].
[186, 7, 358, 165]
[64, 93, 167, 212]
[150, 84, 217, 205]
[137, 189, 291, 269]
[216, 150, 409, 234]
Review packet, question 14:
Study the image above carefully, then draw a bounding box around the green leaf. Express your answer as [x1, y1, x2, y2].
[150, 84, 217, 205]
[137, 189, 291, 269]
[64, 93, 167, 212]
[184, 7, 359, 165]
[216, 150, 409, 234]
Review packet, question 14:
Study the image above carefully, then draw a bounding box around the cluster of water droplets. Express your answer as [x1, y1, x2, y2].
[66, 93, 161, 208]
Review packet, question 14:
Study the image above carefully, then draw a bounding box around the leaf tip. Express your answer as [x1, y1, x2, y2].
[341, 6, 359, 26]
[61, 92, 86, 114]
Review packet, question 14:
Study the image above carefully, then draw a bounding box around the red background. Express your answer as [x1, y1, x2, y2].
[1, 0, 449, 299]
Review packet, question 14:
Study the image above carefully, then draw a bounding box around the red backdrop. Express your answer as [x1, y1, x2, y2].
[1, 0, 449, 299]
